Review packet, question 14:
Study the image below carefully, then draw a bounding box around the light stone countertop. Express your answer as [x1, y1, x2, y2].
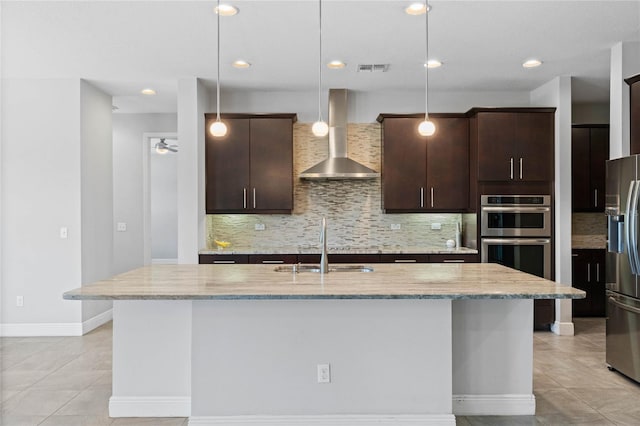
[199, 246, 479, 255]
[63, 263, 583, 301]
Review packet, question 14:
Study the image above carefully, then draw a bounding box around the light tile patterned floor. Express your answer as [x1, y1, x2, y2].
[1, 318, 639, 425]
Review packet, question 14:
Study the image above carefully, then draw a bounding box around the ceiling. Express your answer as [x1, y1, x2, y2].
[3, 1, 640, 113]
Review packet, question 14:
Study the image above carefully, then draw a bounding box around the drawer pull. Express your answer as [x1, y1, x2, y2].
[394, 259, 417, 263]
[443, 260, 465, 263]
[214, 260, 236, 264]
[262, 260, 285, 264]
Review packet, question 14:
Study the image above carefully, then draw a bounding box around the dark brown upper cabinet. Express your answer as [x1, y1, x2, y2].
[625, 74, 640, 155]
[471, 109, 554, 182]
[377, 114, 470, 213]
[572, 125, 609, 212]
[205, 113, 296, 214]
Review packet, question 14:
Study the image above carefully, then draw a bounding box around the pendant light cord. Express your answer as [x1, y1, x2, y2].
[318, 0, 323, 123]
[216, 0, 221, 121]
[424, 3, 429, 121]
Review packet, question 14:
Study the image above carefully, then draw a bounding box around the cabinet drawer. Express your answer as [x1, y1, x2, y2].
[329, 254, 380, 264]
[199, 254, 249, 264]
[248, 254, 298, 264]
[429, 254, 479, 263]
[379, 254, 430, 263]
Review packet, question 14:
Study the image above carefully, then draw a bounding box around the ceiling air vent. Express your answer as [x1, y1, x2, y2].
[357, 64, 390, 73]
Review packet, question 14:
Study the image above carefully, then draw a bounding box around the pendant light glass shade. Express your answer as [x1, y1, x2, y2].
[418, 119, 436, 136]
[209, 120, 228, 137]
[312, 0, 328, 137]
[419, 3, 436, 137]
[312, 120, 329, 137]
[210, 0, 227, 137]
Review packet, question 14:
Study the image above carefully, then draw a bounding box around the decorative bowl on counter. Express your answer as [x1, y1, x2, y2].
[214, 240, 231, 250]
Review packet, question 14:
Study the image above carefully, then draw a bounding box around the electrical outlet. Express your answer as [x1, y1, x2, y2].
[431, 223, 442, 230]
[255, 223, 266, 231]
[16, 296, 24, 307]
[60, 227, 68, 239]
[117, 222, 127, 232]
[390, 223, 401, 230]
[317, 364, 331, 383]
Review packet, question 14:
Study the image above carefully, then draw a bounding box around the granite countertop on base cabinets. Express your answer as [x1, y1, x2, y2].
[199, 246, 479, 255]
[572, 235, 607, 250]
[63, 263, 584, 301]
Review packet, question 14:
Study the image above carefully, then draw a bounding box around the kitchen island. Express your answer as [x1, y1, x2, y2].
[64, 263, 584, 426]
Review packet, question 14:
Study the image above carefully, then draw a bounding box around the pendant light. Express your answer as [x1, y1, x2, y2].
[312, 0, 329, 137]
[418, 3, 436, 137]
[209, 0, 228, 137]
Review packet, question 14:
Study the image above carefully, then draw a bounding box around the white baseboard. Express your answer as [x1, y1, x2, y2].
[452, 394, 536, 416]
[83, 308, 113, 334]
[109, 396, 191, 417]
[188, 415, 456, 426]
[152, 258, 178, 265]
[551, 320, 575, 336]
[0, 309, 113, 337]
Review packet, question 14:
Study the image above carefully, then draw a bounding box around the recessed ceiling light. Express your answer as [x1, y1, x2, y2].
[232, 60, 251, 68]
[522, 59, 543, 68]
[405, 2, 430, 15]
[424, 59, 442, 69]
[141, 88, 156, 95]
[327, 60, 346, 69]
[215, 4, 238, 16]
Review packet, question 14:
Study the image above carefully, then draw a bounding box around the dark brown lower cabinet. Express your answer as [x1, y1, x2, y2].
[534, 300, 555, 330]
[199, 254, 249, 264]
[429, 254, 479, 263]
[572, 249, 606, 317]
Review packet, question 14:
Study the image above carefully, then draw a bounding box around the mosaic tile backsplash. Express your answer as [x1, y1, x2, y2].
[206, 123, 465, 250]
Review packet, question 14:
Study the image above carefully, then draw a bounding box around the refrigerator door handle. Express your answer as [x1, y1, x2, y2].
[608, 296, 640, 315]
[626, 181, 637, 274]
[633, 180, 640, 274]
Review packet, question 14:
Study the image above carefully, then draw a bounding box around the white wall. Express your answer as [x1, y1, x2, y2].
[150, 138, 178, 261]
[222, 89, 532, 123]
[80, 80, 114, 322]
[530, 76, 574, 336]
[1, 79, 83, 328]
[177, 78, 209, 264]
[112, 113, 177, 273]
[610, 41, 640, 159]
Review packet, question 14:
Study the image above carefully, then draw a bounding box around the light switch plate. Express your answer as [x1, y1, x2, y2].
[255, 223, 266, 231]
[431, 223, 441, 230]
[390, 223, 401, 230]
[117, 222, 127, 232]
[60, 227, 68, 239]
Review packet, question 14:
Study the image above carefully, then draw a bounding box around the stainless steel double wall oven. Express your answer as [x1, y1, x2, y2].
[480, 195, 552, 280]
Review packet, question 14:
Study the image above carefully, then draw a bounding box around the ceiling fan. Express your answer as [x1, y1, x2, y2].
[155, 138, 178, 154]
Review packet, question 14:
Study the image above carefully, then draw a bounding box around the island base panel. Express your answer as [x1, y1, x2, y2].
[452, 299, 535, 415]
[110, 300, 192, 417]
[191, 299, 453, 418]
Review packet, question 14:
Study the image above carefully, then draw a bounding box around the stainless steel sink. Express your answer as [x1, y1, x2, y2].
[274, 264, 374, 273]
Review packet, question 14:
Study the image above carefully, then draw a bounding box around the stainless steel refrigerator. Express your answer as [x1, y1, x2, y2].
[606, 155, 640, 383]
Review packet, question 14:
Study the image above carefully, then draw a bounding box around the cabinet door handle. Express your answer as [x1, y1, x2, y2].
[420, 187, 424, 208]
[394, 259, 417, 263]
[519, 158, 523, 180]
[594, 189, 598, 207]
[572, 254, 579, 257]
[510, 158, 514, 180]
[431, 187, 434, 208]
[253, 188, 256, 209]
[214, 260, 236, 264]
[587, 263, 591, 282]
[243, 188, 247, 209]
[262, 260, 284, 264]
[444, 259, 465, 263]
[596, 263, 600, 282]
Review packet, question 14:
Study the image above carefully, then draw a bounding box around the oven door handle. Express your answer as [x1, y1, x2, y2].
[481, 206, 550, 212]
[481, 238, 551, 245]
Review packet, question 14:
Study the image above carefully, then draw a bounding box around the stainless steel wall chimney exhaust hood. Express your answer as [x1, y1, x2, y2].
[300, 89, 379, 179]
